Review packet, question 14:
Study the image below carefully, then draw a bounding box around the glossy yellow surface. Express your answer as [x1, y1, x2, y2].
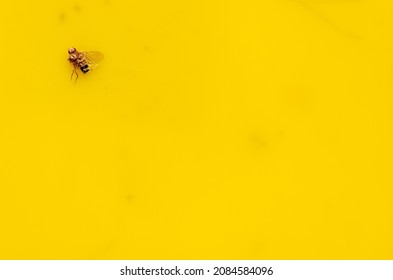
[0, 0, 392, 259]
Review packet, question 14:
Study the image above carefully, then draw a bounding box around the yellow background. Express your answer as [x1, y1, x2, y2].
[0, 0, 392, 259]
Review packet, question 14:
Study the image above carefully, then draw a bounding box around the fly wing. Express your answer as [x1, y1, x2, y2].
[83, 51, 104, 69]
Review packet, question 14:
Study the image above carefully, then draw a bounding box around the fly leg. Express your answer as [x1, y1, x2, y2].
[71, 66, 79, 83]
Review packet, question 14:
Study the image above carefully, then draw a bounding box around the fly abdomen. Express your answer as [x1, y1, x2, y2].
[80, 65, 89, 74]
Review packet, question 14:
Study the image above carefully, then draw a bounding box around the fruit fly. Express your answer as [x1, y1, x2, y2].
[68, 47, 104, 82]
